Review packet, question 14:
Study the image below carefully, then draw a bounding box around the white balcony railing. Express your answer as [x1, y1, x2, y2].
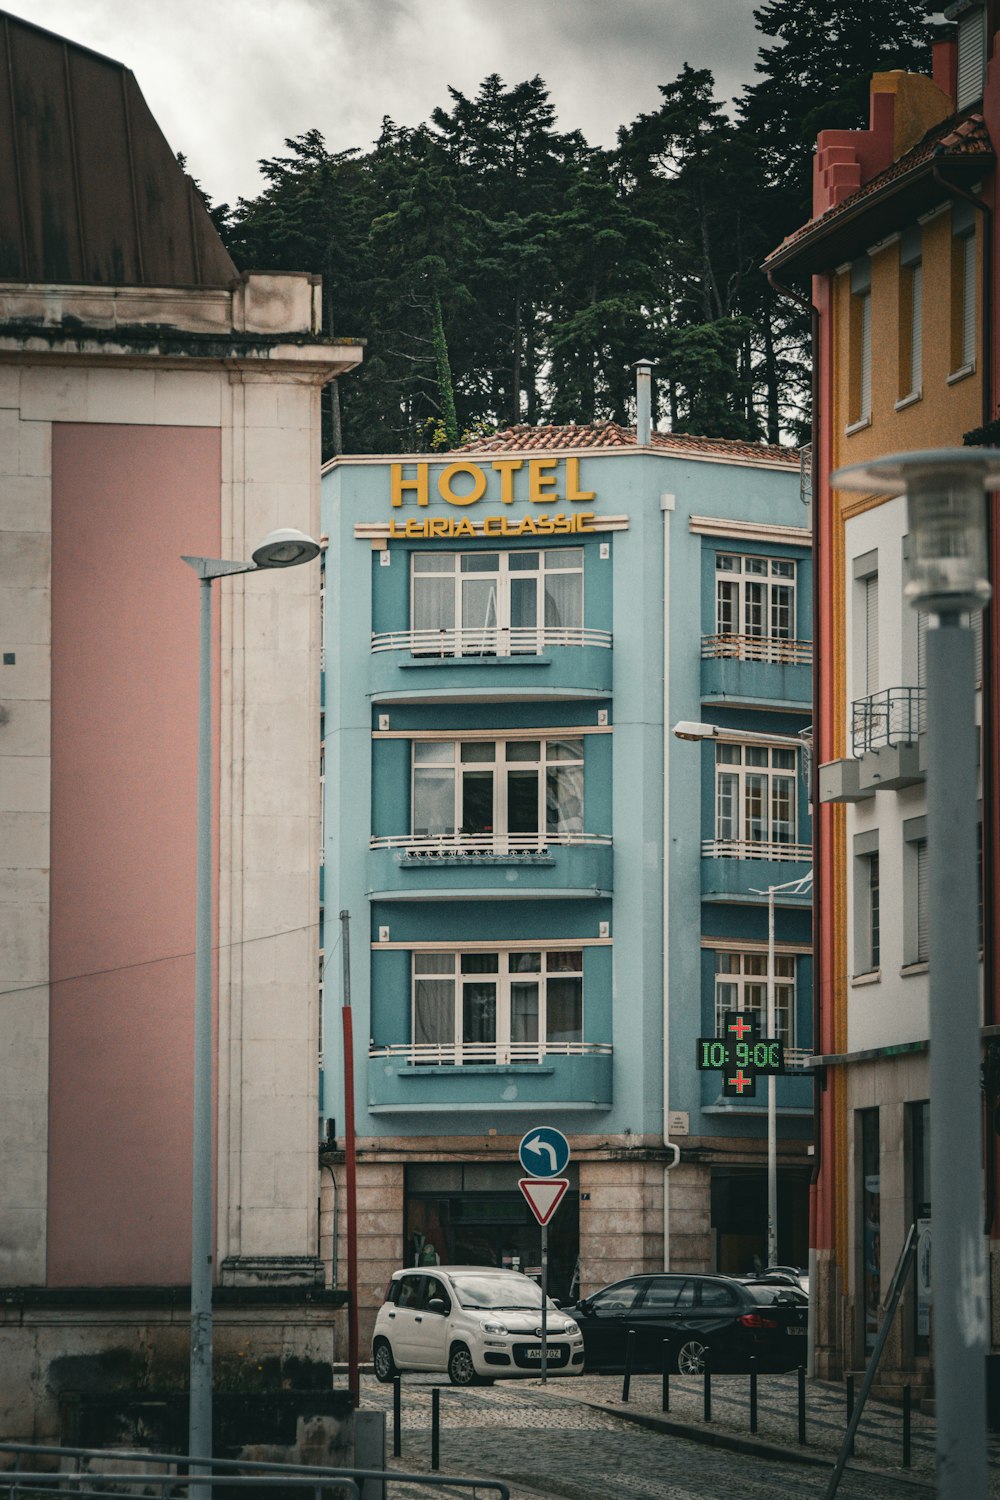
[370, 625, 612, 656]
[702, 633, 812, 666]
[369, 1040, 613, 1066]
[784, 1047, 813, 1070]
[370, 831, 612, 855]
[702, 838, 812, 863]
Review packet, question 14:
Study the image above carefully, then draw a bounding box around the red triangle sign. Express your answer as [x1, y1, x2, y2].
[519, 1176, 570, 1226]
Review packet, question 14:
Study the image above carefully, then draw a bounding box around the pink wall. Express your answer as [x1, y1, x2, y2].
[48, 423, 220, 1285]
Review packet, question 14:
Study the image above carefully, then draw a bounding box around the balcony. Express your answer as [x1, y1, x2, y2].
[368, 831, 613, 897]
[700, 634, 812, 710]
[367, 1041, 614, 1112]
[701, 838, 812, 902]
[368, 625, 613, 702]
[851, 686, 925, 756]
[818, 687, 926, 803]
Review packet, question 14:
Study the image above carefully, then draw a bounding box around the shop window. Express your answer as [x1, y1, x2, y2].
[715, 553, 795, 641]
[410, 548, 583, 656]
[714, 742, 797, 851]
[908, 1100, 931, 1355]
[714, 950, 795, 1045]
[412, 948, 583, 1064]
[412, 737, 584, 843]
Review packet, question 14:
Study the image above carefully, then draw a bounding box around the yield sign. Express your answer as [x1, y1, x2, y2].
[519, 1177, 570, 1227]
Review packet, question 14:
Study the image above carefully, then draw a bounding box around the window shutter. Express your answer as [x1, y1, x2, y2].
[910, 262, 922, 393]
[973, 609, 983, 686]
[963, 231, 976, 368]
[957, 6, 986, 108]
[860, 292, 872, 420]
[865, 574, 879, 696]
[916, 609, 926, 691]
[916, 841, 929, 963]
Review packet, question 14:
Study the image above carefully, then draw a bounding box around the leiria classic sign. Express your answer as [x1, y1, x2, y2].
[386, 458, 600, 539]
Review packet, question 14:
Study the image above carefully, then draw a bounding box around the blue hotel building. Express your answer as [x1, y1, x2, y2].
[319, 411, 812, 1343]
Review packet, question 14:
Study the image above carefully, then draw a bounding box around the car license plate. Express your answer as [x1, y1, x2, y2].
[522, 1346, 565, 1361]
[788, 1325, 807, 1335]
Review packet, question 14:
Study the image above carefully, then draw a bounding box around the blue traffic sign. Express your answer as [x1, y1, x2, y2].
[519, 1127, 571, 1177]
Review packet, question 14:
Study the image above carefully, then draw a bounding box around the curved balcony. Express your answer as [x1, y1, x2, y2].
[368, 625, 613, 703]
[701, 838, 812, 902]
[701, 633, 812, 710]
[367, 1040, 614, 1112]
[368, 831, 613, 898]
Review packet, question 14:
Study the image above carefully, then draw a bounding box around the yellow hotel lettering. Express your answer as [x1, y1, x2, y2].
[390, 457, 596, 509]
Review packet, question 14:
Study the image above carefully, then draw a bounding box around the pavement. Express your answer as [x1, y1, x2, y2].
[356, 1368, 1000, 1499]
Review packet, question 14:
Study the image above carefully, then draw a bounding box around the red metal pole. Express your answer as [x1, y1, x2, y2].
[340, 912, 359, 1407]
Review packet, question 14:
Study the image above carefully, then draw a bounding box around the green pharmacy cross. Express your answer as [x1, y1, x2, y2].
[696, 1011, 784, 1098]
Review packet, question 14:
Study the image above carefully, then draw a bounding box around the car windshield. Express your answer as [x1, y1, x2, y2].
[450, 1275, 553, 1311]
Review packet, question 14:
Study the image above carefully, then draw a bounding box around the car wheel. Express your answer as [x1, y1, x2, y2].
[448, 1342, 477, 1386]
[372, 1337, 398, 1383]
[677, 1339, 707, 1375]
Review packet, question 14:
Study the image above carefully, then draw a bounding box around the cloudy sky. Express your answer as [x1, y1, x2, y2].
[10, 0, 765, 206]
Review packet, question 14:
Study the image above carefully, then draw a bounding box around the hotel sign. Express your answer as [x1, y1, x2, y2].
[387, 457, 599, 539]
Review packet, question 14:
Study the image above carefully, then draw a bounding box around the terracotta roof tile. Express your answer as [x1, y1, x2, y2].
[767, 112, 993, 267]
[456, 422, 798, 466]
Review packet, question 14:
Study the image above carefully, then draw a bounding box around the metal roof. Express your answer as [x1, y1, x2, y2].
[0, 8, 237, 287]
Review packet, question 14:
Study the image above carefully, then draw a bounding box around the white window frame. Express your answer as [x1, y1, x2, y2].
[714, 950, 795, 1046]
[715, 553, 796, 641]
[410, 547, 584, 656]
[714, 742, 798, 854]
[411, 948, 584, 1064]
[410, 736, 585, 849]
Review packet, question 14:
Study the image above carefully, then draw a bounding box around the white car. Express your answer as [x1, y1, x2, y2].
[372, 1265, 585, 1385]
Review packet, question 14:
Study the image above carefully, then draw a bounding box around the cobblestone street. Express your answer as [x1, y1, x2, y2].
[357, 1371, 1000, 1499]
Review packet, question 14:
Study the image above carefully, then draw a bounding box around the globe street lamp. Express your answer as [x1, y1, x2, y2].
[832, 450, 1000, 1500]
[181, 528, 320, 1492]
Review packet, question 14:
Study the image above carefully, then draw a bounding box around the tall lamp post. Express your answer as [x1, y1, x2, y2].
[181, 528, 321, 1490]
[673, 720, 811, 1270]
[832, 450, 999, 1500]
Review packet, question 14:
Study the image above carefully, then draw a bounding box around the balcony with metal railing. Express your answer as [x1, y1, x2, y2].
[851, 685, 925, 755]
[366, 1039, 614, 1112]
[701, 838, 812, 901]
[700, 632, 812, 709]
[368, 625, 613, 701]
[368, 830, 614, 896]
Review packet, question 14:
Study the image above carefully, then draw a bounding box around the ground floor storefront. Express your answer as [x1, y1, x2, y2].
[319, 1133, 812, 1355]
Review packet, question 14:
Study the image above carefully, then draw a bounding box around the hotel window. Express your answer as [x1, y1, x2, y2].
[410, 548, 583, 655]
[412, 949, 583, 1063]
[714, 951, 795, 1046]
[898, 228, 922, 402]
[716, 553, 795, 641]
[853, 830, 880, 974]
[951, 203, 977, 376]
[849, 257, 872, 428]
[715, 742, 797, 850]
[411, 737, 584, 842]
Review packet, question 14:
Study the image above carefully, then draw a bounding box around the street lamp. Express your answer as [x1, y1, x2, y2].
[181, 528, 321, 1491]
[671, 720, 810, 1272]
[832, 449, 1000, 1500]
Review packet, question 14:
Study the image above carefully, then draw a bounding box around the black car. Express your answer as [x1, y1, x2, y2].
[567, 1273, 808, 1374]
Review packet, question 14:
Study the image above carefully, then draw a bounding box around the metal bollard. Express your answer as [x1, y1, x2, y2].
[749, 1357, 758, 1435]
[393, 1374, 401, 1458]
[846, 1371, 855, 1457]
[662, 1342, 670, 1412]
[431, 1386, 440, 1471]
[703, 1355, 712, 1422]
[903, 1384, 912, 1468]
[622, 1329, 636, 1403]
[797, 1365, 806, 1445]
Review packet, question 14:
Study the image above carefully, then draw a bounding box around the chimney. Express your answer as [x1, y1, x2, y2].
[635, 360, 653, 446]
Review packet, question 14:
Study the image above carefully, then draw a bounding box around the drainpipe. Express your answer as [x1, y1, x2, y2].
[662, 485, 681, 1267]
[635, 359, 654, 445]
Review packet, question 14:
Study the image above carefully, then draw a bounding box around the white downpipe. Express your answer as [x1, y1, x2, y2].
[662, 491, 680, 1269]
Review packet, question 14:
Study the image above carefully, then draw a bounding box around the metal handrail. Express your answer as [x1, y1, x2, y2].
[370, 1040, 612, 1065]
[701, 633, 812, 665]
[0, 1439, 510, 1500]
[702, 838, 812, 863]
[370, 831, 611, 853]
[370, 625, 611, 655]
[851, 685, 925, 756]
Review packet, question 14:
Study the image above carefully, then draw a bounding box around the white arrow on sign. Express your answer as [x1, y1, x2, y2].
[519, 1177, 570, 1227]
[523, 1134, 559, 1170]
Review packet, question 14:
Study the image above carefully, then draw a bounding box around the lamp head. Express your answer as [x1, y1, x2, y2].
[832, 449, 1000, 614]
[251, 528, 321, 570]
[673, 721, 717, 742]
